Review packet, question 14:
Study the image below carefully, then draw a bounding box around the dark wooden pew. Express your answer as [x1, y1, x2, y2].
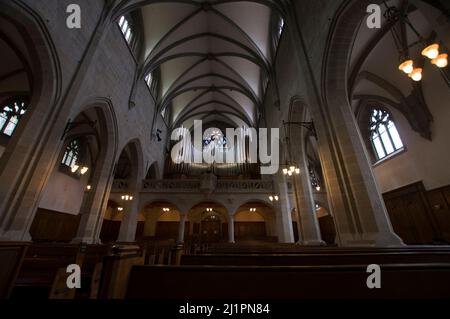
[204, 243, 450, 254]
[0, 242, 29, 299]
[11, 243, 108, 299]
[126, 263, 450, 299]
[182, 248, 450, 266]
[12, 243, 81, 299]
[77, 244, 110, 299]
[137, 239, 176, 265]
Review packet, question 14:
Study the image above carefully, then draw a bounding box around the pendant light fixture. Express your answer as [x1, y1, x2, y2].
[384, 3, 448, 82]
[431, 54, 448, 68]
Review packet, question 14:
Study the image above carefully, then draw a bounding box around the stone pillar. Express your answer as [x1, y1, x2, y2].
[292, 160, 325, 246]
[274, 174, 295, 243]
[177, 213, 187, 243]
[71, 150, 116, 244]
[285, 4, 404, 247]
[0, 3, 114, 241]
[228, 214, 235, 243]
[117, 194, 140, 243]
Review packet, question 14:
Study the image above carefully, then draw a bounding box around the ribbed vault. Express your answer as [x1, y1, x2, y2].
[115, 0, 285, 131]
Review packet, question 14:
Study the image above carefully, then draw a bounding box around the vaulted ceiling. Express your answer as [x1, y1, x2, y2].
[120, 0, 284, 131]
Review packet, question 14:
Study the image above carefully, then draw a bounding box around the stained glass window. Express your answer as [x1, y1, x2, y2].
[369, 108, 404, 160]
[0, 100, 28, 137]
[61, 139, 81, 168]
[118, 16, 133, 45]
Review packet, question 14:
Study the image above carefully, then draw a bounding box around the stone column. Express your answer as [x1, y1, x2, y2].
[117, 194, 140, 243]
[292, 160, 325, 246]
[274, 174, 295, 243]
[285, 4, 404, 247]
[0, 3, 114, 241]
[177, 213, 187, 243]
[71, 149, 116, 244]
[228, 214, 235, 243]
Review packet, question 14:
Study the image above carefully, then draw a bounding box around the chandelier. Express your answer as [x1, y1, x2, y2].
[282, 164, 300, 176]
[384, 4, 447, 82]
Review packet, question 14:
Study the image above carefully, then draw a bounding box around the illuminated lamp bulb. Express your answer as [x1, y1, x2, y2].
[71, 165, 79, 173]
[269, 196, 274, 202]
[80, 166, 89, 175]
[274, 195, 279, 201]
[408, 68, 423, 82]
[118, 207, 123, 212]
[421, 44, 440, 59]
[287, 170, 293, 176]
[295, 168, 300, 175]
[86, 185, 91, 191]
[289, 166, 296, 172]
[398, 59, 414, 74]
[282, 168, 288, 175]
[431, 53, 448, 68]
[316, 185, 321, 191]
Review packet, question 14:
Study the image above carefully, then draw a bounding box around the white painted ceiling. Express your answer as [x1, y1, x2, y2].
[135, 1, 281, 130]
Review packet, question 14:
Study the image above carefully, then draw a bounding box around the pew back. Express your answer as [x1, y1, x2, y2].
[126, 264, 450, 299]
[0, 242, 29, 299]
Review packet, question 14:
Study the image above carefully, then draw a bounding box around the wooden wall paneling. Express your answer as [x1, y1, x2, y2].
[29, 209, 81, 242]
[427, 185, 450, 242]
[235, 222, 267, 239]
[383, 182, 439, 244]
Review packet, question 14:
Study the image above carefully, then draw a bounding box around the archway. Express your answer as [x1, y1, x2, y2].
[315, 203, 336, 245]
[30, 106, 109, 243]
[234, 202, 276, 243]
[100, 200, 122, 243]
[140, 201, 182, 242]
[0, 2, 62, 240]
[188, 202, 229, 244]
[145, 161, 160, 179]
[322, 0, 449, 246]
[113, 140, 145, 242]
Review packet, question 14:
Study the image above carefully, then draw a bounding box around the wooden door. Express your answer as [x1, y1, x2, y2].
[200, 221, 221, 243]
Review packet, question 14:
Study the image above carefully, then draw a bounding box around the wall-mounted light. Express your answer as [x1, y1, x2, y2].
[117, 207, 124, 212]
[71, 164, 89, 175]
[163, 208, 170, 212]
[86, 185, 92, 191]
[282, 165, 300, 176]
[269, 195, 279, 202]
[250, 208, 256, 212]
[206, 208, 213, 212]
[121, 194, 133, 201]
[315, 185, 321, 192]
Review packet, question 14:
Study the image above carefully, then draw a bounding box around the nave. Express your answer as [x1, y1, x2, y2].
[1, 0, 450, 301]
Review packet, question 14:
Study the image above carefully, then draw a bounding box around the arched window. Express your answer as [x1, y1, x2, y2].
[61, 139, 81, 168]
[145, 73, 153, 88]
[369, 108, 404, 160]
[118, 15, 133, 44]
[277, 18, 285, 38]
[0, 100, 28, 137]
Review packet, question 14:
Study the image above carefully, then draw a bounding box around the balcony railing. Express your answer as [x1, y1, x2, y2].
[112, 179, 274, 193]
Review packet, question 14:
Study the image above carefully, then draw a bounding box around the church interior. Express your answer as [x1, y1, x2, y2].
[1, 0, 450, 301]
